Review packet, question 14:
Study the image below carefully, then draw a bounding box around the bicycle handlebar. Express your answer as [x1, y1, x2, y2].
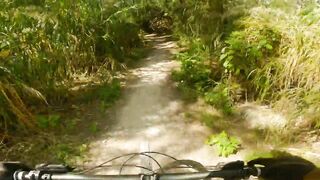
[14, 166, 261, 180]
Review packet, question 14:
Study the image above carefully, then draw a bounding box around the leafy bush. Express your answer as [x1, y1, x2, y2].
[220, 27, 280, 77]
[218, 18, 281, 99]
[226, 7, 320, 127]
[173, 39, 236, 113]
[204, 83, 234, 115]
[206, 131, 240, 157]
[171, 4, 320, 131]
[174, 39, 212, 91]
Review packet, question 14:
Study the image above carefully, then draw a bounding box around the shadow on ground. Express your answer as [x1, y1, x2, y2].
[79, 35, 247, 175]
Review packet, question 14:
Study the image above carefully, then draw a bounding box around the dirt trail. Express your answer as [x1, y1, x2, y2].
[83, 35, 243, 174]
[82, 34, 320, 174]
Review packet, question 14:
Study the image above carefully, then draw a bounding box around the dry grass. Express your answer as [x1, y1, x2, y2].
[0, 66, 48, 137]
[241, 7, 320, 129]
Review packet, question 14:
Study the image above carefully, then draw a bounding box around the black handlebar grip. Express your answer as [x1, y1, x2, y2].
[0, 162, 31, 180]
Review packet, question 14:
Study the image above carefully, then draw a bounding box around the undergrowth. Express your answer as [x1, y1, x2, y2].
[206, 131, 240, 157]
[2, 0, 320, 163]
[0, 0, 148, 138]
[167, 0, 320, 146]
[0, 0, 166, 163]
[172, 38, 235, 115]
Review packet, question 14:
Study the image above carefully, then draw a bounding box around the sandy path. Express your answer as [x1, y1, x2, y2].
[83, 35, 242, 174]
[79, 34, 320, 176]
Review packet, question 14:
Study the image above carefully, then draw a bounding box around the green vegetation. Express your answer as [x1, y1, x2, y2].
[206, 131, 240, 157]
[36, 114, 61, 129]
[2, 0, 320, 164]
[204, 84, 234, 115]
[164, 0, 320, 141]
[0, 0, 170, 164]
[0, 0, 143, 137]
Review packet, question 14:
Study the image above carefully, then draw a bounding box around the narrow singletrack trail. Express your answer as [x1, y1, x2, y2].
[83, 35, 242, 174]
[82, 35, 320, 173]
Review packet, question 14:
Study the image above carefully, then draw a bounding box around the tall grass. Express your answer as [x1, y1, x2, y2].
[220, 6, 320, 128]
[0, 0, 143, 137]
[170, 0, 320, 130]
[0, 66, 45, 135]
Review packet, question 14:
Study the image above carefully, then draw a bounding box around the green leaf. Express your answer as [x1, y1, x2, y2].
[206, 131, 240, 157]
[219, 53, 228, 61]
[265, 44, 273, 50]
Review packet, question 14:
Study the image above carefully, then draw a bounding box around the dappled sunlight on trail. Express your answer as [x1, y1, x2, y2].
[82, 34, 320, 174]
[83, 35, 241, 174]
[129, 61, 177, 84]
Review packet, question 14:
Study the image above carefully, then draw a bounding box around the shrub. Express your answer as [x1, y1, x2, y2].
[174, 39, 212, 91]
[204, 83, 234, 115]
[172, 2, 320, 134]
[220, 27, 280, 77]
[239, 8, 320, 124]
[206, 131, 240, 157]
[218, 6, 320, 128]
